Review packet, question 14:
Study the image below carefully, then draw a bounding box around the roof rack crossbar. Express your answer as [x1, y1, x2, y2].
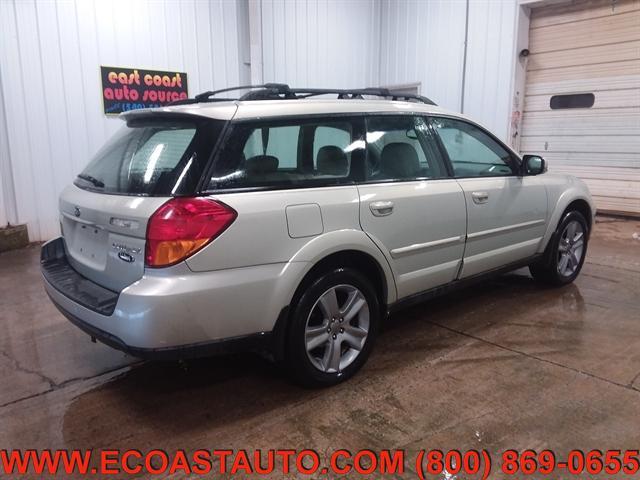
[285, 87, 436, 105]
[167, 83, 291, 106]
[169, 83, 437, 106]
[193, 83, 290, 101]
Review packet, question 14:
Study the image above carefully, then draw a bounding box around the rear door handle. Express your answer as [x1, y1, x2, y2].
[471, 191, 489, 204]
[370, 201, 394, 217]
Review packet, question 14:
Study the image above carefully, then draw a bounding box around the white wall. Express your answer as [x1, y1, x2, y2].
[378, 0, 467, 111]
[0, 0, 248, 241]
[377, 0, 519, 140]
[259, 0, 380, 87]
[463, 0, 519, 140]
[0, 73, 14, 228]
[259, 0, 520, 139]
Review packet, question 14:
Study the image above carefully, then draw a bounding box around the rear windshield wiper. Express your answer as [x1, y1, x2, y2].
[77, 174, 105, 188]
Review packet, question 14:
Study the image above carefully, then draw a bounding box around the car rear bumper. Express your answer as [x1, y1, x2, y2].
[41, 237, 306, 358]
[44, 288, 272, 360]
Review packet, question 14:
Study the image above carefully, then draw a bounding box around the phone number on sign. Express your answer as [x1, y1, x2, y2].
[415, 449, 640, 479]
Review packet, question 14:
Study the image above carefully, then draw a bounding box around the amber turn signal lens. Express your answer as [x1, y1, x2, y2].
[145, 198, 237, 268]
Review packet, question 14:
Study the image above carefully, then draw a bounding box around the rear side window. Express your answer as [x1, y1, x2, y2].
[365, 115, 447, 181]
[243, 126, 299, 168]
[208, 118, 360, 190]
[75, 117, 223, 196]
[313, 126, 351, 168]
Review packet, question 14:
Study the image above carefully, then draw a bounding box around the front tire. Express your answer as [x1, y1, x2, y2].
[530, 210, 589, 286]
[286, 268, 380, 387]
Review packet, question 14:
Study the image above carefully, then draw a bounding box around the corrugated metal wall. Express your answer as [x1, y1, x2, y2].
[377, 0, 518, 141]
[260, 0, 380, 87]
[463, 0, 518, 140]
[260, 0, 519, 139]
[0, 0, 247, 241]
[378, 0, 467, 112]
[0, 74, 12, 228]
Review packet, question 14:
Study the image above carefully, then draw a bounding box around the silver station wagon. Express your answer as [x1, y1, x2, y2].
[41, 84, 595, 387]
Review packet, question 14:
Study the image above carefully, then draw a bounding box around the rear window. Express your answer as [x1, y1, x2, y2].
[75, 117, 223, 196]
[207, 118, 359, 191]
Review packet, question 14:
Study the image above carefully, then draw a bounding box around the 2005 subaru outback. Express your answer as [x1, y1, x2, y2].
[41, 84, 595, 387]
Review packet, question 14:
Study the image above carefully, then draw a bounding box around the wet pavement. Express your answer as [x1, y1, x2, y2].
[1, 217, 639, 478]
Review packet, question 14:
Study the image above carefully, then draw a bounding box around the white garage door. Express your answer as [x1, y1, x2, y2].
[521, 0, 640, 215]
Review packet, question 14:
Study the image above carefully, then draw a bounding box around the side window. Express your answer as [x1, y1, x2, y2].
[366, 116, 446, 181]
[313, 126, 351, 169]
[431, 117, 515, 177]
[208, 119, 355, 190]
[242, 126, 299, 168]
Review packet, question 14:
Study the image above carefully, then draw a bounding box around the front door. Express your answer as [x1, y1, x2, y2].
[430, 117, 548, 278]
[358, 115, 467, 299]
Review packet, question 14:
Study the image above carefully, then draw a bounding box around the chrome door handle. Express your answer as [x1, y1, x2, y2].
[471, 191, 489, 204]
[370, 201, 394, 217]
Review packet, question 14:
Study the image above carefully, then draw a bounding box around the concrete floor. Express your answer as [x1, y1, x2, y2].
[1, 218, 639, 478]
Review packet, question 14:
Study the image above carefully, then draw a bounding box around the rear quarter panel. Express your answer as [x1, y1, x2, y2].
[187, 185, 361, 270]
[186, 185, 396, 304]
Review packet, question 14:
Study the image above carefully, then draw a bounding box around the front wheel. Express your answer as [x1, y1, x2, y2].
[530, 210, 589, 286]
[286, 268, 380, 387]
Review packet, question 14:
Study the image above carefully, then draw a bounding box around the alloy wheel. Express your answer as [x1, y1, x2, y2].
[304, 284, 370, 373]
[557, 220, 585, 277]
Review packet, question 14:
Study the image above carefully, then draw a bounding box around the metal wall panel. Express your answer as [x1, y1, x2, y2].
[260, 0, 518, 137]
[463, 0, 518, 140]
[377, 0, 467, 113]
[0, 0, 246, 241]
[376, 0, 518, 141]
[0, 72, 14, 228]
[260, 0, 380, 88]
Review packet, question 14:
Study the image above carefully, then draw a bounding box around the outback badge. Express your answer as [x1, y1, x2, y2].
[112, 242, 141, 263]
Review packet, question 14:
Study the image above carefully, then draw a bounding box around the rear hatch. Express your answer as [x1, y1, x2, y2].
[61, 113, 225, 292]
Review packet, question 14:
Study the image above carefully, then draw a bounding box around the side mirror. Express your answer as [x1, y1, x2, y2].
[522, 155, 546, 176]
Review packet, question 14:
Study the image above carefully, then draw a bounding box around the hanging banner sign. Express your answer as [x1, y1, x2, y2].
[100, 66, 189, 115]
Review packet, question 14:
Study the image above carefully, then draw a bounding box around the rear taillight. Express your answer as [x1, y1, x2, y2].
[145, 197, 237, 267]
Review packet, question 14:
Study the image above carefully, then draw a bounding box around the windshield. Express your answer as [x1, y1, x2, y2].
[75, 117, 223, 196]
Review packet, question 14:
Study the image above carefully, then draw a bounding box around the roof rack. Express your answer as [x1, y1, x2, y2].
[169, 83, 437, 106]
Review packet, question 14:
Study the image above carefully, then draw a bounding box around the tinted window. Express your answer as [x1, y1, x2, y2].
[75, 118, 223, 195]
[431, 117, 514, 177]
[366, 116, 446, 181]
[243, 126, 299, 168]
[313, 126, 351, 168]
[208, 119, 358, 190]
[550, 93, 594, 109]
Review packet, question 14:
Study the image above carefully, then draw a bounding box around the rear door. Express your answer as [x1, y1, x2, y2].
[430, 116, 548, 278]
[358, 115, 466, 299]
[62, 116, 223, 291]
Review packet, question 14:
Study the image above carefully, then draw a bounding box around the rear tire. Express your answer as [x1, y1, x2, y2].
[286, 267, 380, 388]
[530, 210, 589, 286]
